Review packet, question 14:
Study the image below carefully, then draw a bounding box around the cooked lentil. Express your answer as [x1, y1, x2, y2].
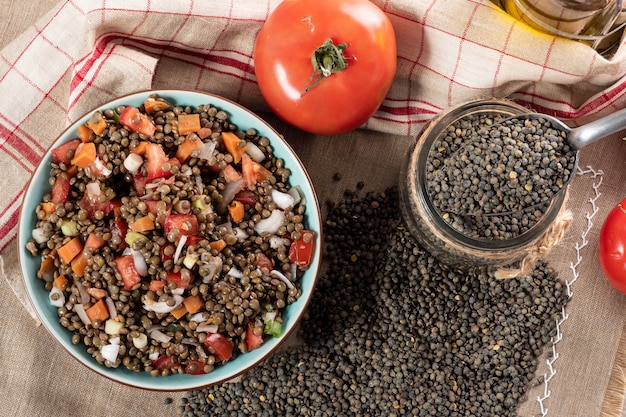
[425, 114, 577, 240]
[26, 95, 314, 375]
[179, 186, 567, 416]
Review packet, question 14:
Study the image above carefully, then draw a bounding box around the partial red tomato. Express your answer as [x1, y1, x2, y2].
[598, 198, 626, 294]
[144, 143, 181, 180]
[166, 271, 193, 290]
[204, 332, 234, 362]
[152, 355, 179, 372]
[289, 230, 316, 268]
[184, 360, 207, 375]
[50, 174, 70, 204]
[110, 217, 129, 249]
[114, 255, 141, 290]
[119, 106, 156, 138]
[164, 213, 199, 236]
[254, 0, 397, 135]
[51, 139, 81, 165]
[246, 322, 264, 352]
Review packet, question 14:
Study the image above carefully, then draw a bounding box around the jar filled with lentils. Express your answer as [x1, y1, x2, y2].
[399, 99, 573, 272]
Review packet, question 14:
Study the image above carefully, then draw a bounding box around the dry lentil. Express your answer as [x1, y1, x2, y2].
[425, 114, 576, 240]
[26, 95, 314, 376]
[180, 186, 567, 416]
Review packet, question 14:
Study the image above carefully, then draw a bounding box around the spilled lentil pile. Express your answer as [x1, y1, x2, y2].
[179, 186, 568, 416]
[426, 114, 577, 239]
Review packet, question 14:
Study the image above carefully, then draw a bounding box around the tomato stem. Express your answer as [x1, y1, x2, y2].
[302, 38, 349, 95]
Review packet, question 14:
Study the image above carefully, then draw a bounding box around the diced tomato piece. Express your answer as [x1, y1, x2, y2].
[246, 322, 264, 352]
[184, 235, 204, 247]
[51, 139, 81, 165]
[111, 218, 129, 249]
[203, 332, 234, 362]
[77, 193, 117, 219]
[184, 360, 208, 375]
[223, 164, 242, 183]
[152, 355, 180, 372]
[114, 255, 141, 290]
[288, 230, 316, 268]
[164, 213, 199, 237]
[166, 271, 193, 290]
[234, 189, 257, 206]
[253, 253, 274, 270]
[160, 243, 175, 262]
[132, 172, 148, 196]
[241, 154, 272, 188]
[119, 106, 156, 138]
[144, 143, 181, 181]
[50, 175, 70, 204]
[149, 279, 167, 292]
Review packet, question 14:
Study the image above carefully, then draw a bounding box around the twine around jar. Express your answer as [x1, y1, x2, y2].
[494, 191, 573, 280]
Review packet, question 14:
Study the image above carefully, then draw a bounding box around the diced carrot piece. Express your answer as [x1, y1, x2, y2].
[143, 98, 171, 114]
[228, 200, 245, 223]
[209, 239, 227, 252]
[54, 275, 68, 290]
[171, 304, 188, 320]
[58, 237, 83, 264]
[37, 253, 57, 282]
[40, 202, 56, 215]
[222, 132, 246, 164]
[71, 252, 89, 277]
[86, 286, 108, 299]
[197, 127, 212, 139]
[131, 140, 148, 156]
[87, 116, 107, 136]
[175, 136, 203, 163]
[177, 114, 201, 136]
[86, 299, 110, 323]
[85, 233, 106, 250]
[71, 142, 97, 168]
[130, 215, 155, 233]
[77, 124, 93, 142]
[183, 295, 204, 314]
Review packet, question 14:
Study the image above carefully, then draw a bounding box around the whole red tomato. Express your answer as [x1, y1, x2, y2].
[598, 198, 626, 294]
[253, 0, 397, 135]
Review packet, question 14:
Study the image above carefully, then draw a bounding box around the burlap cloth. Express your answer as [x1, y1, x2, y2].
[3, 1, 626, 416]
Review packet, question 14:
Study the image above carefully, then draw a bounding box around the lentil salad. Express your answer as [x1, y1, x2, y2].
[24, 93, 316, 377]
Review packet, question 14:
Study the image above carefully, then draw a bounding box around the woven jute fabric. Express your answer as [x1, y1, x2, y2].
[3, 1, 626, 416]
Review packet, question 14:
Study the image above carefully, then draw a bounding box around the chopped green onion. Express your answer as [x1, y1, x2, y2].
[61, 220, 78, 237]
[125, 231, 146, 246]
[264, 319, 282, 338]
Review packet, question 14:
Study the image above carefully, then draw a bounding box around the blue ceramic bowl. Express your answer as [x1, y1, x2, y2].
[18, 90, 322, 391]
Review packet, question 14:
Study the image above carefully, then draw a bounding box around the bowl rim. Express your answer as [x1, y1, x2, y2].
[17, 89, 323, 391]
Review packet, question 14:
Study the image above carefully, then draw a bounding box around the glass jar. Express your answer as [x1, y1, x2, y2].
[399, 99, 572, 271]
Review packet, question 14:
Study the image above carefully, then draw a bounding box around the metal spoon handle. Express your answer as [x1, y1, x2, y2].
[569, 107, 626, 149]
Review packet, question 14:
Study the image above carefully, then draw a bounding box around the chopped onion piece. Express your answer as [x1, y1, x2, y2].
[200, 255, 222, 283]
[245, 141, 265, 162]
[270, 269, 294, 289]
[288, 186, 303, 206]
[101, 343, 120, 364]
[149, 351, 159, 361]
[49, 286, 65, 307]
[181, 338, 198, 346]
[263, 311, 277, 322]
[195, 175, 204, 195]
[86, 181, 101, 196]
[196, 323, 219, 334]
[104, 319, 124, 335]
[269, 235, 286, 249]
[196, 141, 216, 160]
[133, 333, 148, 349]
[254, 210, 285, 235]
[131, 249, 148, 276]
[173, 235, 187, 264]
[123, 153, 143, 173]
[105, 297, 117, 319]
[271, 189, 295, 210]
[196, 345, 207, 359]
[143, 294, 184, 314]
[90, 157, 112, 177]
[172, 287, 185, 296]
[190, 312, 209, 323]
[220, 179, 244, 209]
[75, 303, 91, 325]
[109, 336, 121, 345]
[150, 329, 172, 344]
[233, 227, 249, 241]
[75, 281, 90, 304]
[32, 227, 48, 244]
[227, 266, 243, 278]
